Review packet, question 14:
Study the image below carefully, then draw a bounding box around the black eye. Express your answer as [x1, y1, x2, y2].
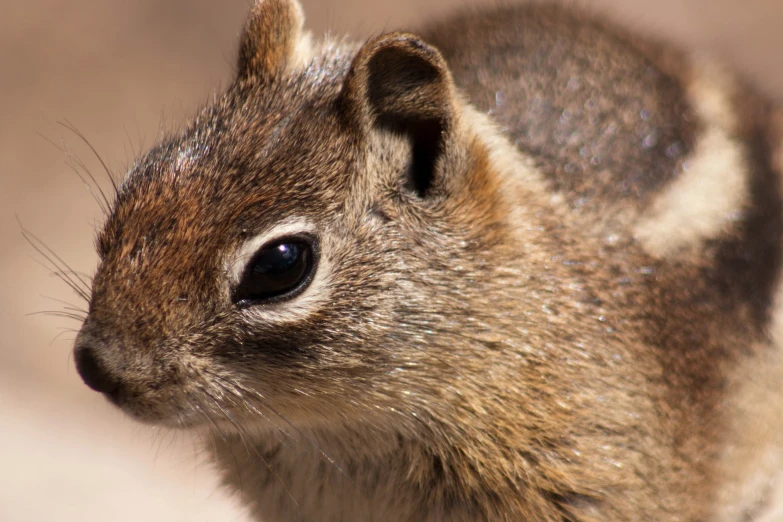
[233, 236, 317, 306]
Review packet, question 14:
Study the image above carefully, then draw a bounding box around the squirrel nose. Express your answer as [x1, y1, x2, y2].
[74, 345, 120, 396]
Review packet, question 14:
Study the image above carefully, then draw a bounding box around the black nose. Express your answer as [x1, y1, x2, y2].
[74, 345, 119, 396]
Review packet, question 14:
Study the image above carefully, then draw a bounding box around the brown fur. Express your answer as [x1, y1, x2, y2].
[72, 1, 783, 520]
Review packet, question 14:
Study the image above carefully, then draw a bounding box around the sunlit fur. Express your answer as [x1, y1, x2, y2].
[72, 0, 783, 520]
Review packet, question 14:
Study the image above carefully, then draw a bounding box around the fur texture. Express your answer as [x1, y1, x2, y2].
[73, 1, 783, 520]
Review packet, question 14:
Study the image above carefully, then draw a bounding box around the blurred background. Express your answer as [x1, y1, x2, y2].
[2, 0, 782, 520]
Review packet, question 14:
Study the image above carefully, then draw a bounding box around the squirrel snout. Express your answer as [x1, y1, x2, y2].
[74, 344, 120, 397]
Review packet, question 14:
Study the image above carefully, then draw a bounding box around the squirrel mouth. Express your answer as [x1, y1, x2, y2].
[104, 385, 127, 407]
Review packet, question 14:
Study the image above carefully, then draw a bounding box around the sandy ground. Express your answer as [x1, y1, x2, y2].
[2, 0, 782, 520]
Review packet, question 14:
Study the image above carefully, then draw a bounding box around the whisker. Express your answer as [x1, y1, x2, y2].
[123, 125, 138, 160]
[40, 294, 89, 314]
[28, 310, 87, 321]
[28, 253, 90, 302]
[20, 222, 91, 302]
[50, 329, 78, 346]
[66, 151, 110, 217]
[48, 270, 93, 286]
[67, 157, 109, 215]
[191, 399, 230, 445]
[211, 379, 300, 456]
[188, 394, 247, 492]
[199, 386, 253, 453]
[251, 391, 354, 487]
[30, 306, 87, 319]
[36, 131, 110, 216]
[204, 371, 296, 443]
[197, 388, 304, 521]
[205, 370, 353, 488]
[205, 372, 341, 479]
[150, 426, 179, 462]
[61, 119, 119, 203]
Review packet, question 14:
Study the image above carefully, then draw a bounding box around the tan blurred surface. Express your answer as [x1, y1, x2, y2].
[2, 1, 781, 520]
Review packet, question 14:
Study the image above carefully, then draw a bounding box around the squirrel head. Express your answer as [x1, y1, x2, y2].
[74, 0, 511, 431]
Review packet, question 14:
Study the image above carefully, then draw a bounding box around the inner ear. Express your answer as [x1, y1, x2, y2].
[401, 118, 442, 198]
[343, 34, 456, 198]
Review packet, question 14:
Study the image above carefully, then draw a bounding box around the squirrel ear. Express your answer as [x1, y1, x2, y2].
[237, 0, 305, 80]
[342, 33, 457, 198]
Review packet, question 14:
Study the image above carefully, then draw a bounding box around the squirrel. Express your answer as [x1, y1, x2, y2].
[71, 0, 783, 520]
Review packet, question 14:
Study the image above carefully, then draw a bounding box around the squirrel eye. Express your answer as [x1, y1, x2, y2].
[233, 237, 316, 306]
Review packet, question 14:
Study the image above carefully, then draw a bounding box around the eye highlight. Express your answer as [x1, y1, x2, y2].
[233, 235, 317, 306]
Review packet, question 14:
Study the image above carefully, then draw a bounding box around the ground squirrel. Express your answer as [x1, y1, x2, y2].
[72, 0, 783, 520]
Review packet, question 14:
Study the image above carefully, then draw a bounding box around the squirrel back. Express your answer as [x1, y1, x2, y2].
[72, 1, 783, 520]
